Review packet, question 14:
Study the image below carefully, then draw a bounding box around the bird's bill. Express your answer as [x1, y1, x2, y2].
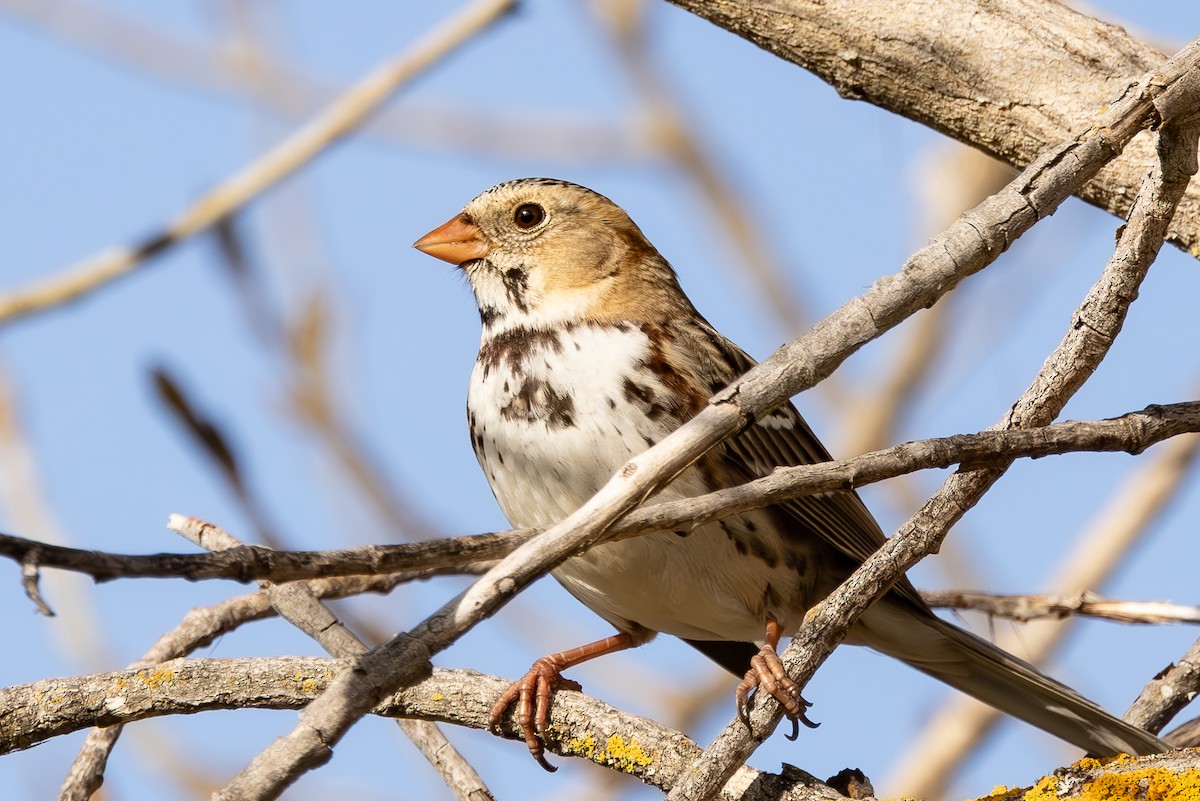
[413, 214, 491, 265]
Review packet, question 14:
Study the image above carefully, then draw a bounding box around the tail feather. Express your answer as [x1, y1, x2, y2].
[856, 600, 1167, 756]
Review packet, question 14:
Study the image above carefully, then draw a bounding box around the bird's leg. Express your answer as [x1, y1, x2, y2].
[489, 631, 635, 771]
[735, 617, 818, 738]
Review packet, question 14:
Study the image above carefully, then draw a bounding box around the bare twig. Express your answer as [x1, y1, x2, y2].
[923, 590, 1200, 625]
[1125, 636, 1200, 736]
[0, 0, 516, 326]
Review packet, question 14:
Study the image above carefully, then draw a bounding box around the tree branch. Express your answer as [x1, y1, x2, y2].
[663, 52, 1200, 801]
[1, 659, 844, 801]
[667, 0, 1200, 256]
[923, 590, 1200, 625]
[1125, 637, 1200, 737]
[6, 658, 1198, 800]
[3, 402, 1198, 589]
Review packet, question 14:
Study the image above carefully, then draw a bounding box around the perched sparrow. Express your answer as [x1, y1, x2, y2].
[414, 178, 1166, 768]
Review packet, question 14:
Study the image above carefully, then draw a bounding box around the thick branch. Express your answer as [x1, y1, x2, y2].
[5, 658, 1196, 799]
[2, 659, 841, 801]
[667, 0, 1200, 255]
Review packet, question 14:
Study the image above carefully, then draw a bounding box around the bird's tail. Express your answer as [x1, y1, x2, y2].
[855, 600, 1167, 756]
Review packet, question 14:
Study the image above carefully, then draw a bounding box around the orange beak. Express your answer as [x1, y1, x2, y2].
[413, 214, 491, 265]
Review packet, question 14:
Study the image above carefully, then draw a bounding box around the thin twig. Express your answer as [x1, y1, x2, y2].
[923, 590, 1200, 625]
[0, 0, 516, 326]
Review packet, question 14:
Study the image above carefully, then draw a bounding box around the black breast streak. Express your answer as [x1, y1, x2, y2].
[622, 377, 669, 421]
[477, 326, 564, 378]
[502, 266, 530, 313]
[500, 376, 576, 430]
[717, 517, 782, 570]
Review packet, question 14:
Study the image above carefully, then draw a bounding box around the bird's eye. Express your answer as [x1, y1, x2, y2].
[513, 203, 545, 230]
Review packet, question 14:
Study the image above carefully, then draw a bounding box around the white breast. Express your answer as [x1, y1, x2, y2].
[467, 323, 807, 643]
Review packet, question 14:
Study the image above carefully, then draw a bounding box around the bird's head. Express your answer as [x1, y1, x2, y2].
[414, 178, 688, 331]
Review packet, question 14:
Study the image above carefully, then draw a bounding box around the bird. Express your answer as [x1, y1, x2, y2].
[413, 177, 1167, 770]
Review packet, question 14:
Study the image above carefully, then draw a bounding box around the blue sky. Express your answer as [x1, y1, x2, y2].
[2, 2, 1199, 800]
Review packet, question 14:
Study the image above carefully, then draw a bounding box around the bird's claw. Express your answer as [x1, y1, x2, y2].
[488, 657, 582, 772]
[734, 643, 817, 737]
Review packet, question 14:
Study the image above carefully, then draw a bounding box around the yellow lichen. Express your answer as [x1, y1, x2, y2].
[1021, 774, 1062, 801]
[601, 734, 654, 770]
[566, 733, 597, 760]
[143, 668, 175, 688]
[1082, 767, 1200, 801]
[431, 693, 443, 702]
[560, 732, 652, 772]
[987, 763, 1200, 801]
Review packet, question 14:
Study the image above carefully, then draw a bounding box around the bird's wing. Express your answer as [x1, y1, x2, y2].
[687, 321, 929, 611]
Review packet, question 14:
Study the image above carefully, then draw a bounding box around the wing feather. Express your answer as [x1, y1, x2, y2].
[681, 319, 929, 611]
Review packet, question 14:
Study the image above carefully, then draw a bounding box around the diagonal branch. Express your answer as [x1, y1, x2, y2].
[667, 0, 1200, 255]
[663, 59, 1200, 801]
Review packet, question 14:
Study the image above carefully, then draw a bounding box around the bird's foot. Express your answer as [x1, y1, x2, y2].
[735, 642, 818, 738]
[489, 656, 582, 772]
